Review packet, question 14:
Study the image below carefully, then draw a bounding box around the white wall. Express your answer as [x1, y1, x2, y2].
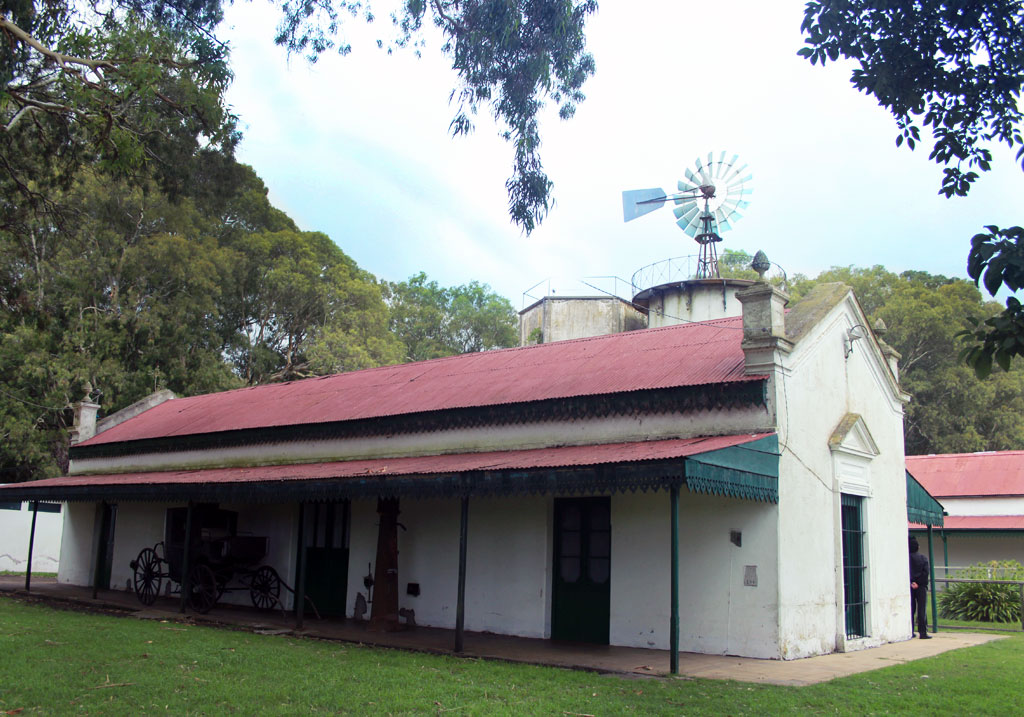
[647, 280, 749, 327]
[939, 496, 1024, 516]
[109, 503, 166, 594]
[0, 502, 63, 573]
[913, 532, 1024, 570]
[347, 495, 552, 638]
[610, 490, 779, 657]
[70, 406, 772, 476]
[58, 502, 97, 586]
[773, 296, 911, 658]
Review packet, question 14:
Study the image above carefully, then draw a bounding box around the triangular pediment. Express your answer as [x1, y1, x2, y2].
[828, 413, 879, 458]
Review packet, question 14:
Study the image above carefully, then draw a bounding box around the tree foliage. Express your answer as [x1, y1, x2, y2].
[961, 225, 1024, 377]
[3, 1, 597, 234]
[1, 0, 237, 231]
[0, 153, 401, 481]
[791, 265, 1024, 455]
[383, 272, 517, 362]
[0, 151, 519, 482]
[798, 0, 1024, 377]
[274, 0, 598, 233]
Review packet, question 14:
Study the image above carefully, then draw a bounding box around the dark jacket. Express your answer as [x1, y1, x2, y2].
[910, 552, 929, 587]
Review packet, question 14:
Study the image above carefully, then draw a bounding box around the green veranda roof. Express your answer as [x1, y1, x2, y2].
[906, 470, 944, 527]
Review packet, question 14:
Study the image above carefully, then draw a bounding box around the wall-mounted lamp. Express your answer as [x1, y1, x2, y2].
[844, 324, 867, 359]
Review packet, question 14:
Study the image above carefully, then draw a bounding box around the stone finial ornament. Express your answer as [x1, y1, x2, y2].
[873, 317, 888, 337]
[751, 250, 770, 281]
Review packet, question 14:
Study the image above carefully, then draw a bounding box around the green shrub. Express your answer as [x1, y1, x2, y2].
[938, 560, 1024, 623]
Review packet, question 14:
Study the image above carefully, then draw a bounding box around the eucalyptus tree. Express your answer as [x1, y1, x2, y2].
[383, 272, 517, 362]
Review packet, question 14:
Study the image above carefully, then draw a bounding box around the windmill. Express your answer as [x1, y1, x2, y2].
[622, 152, 752, 279]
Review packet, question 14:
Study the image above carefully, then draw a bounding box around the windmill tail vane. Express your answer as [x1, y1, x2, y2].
[621, 151, 752, 279]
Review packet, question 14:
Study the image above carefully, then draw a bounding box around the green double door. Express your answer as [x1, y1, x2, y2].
[552, 497, 611, 644]
[303, 502, 349, 618]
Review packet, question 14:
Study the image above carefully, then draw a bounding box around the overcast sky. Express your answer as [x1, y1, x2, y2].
[220, 1, 1024, 309]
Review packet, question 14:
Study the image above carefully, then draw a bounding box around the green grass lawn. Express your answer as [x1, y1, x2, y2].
[1, 596, 1023, 715]
[0, 571, 58, 578]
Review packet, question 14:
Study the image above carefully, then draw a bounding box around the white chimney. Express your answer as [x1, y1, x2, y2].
[69, 382, 100, 445]
[734, 251, 792, 374]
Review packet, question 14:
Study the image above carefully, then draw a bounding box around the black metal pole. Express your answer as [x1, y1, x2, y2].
[91, 501, 106, 599]
[927, 525, 937, 634]
[670, 484, 680, 675]
[25, 501, 38, 592]
[455, 495, 469, 653]
[295, 502, 307, 630]
[179, 501, 194, 614]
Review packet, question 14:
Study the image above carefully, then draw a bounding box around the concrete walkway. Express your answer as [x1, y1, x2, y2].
[0, 577, 1004, 686]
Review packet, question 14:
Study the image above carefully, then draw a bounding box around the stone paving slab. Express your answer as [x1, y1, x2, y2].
[0, 577, 1006, 685]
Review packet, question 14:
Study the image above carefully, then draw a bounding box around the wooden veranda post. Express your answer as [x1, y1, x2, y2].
[369, 498, 401, 630]
[179, 501, 194, 613]
[295, 501, 307, 630]
[25, 501, 38, 591]
[670, 484, 680, 675]
[455, 495, 469, 653]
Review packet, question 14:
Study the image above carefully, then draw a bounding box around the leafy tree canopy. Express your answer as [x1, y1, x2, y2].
[791, 264, 1024, 454]
[1, 150, 519, 482]
[384, 271, 517, 362]
[1, 0, 237, 230]
[798, 0, 1024, 377]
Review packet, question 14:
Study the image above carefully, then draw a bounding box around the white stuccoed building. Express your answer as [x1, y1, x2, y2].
[2, 274, 936, 666]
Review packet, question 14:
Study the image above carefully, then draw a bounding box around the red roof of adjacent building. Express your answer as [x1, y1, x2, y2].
[910, 515, 1024, 531]
[17, 434, 771, 490]
[80, 318, 754, 446]
[906, 452, 1024, 497]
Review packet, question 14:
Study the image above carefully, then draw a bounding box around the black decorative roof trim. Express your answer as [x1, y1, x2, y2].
[70, 382, 766, 460]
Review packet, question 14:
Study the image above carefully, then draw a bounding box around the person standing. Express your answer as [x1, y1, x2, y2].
[909, 536, 932, 639]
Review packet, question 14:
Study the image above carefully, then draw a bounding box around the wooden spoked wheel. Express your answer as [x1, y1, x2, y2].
[249, 566, 281, 611]
[188, 564, 219, 614]
[132, 547, 162, 606]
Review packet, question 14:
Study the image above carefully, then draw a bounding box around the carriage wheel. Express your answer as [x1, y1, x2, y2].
[188, 564, 219, 614]
[132, 547, 162, 606]
[250, 566, 281, 611]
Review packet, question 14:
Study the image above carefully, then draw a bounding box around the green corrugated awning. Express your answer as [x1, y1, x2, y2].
[906, 470, 944, 527]
[684, 434, 779, 503]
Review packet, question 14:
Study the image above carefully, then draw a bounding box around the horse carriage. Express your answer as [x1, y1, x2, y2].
[129, 504, 287, 614]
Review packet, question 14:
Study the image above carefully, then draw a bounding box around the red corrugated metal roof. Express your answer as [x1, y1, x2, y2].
[11, 434, 772, 490]
[81, 318, 755, 446]
[910, 515, 1024, 531]
[906, 452, 1024, 497]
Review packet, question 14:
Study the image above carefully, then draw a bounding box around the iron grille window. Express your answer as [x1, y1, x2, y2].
[841, 493, 867, 639]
